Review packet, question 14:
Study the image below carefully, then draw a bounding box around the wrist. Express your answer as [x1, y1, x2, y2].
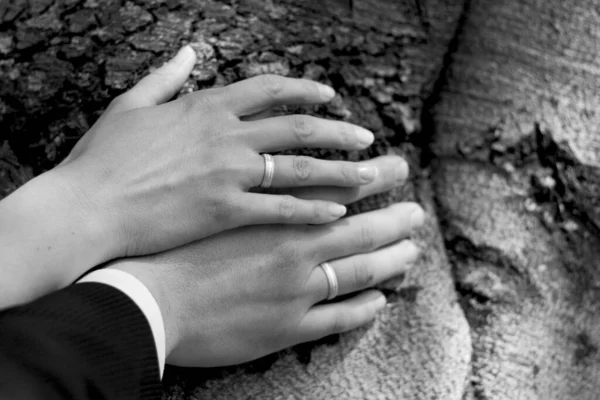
[51, 162, 123, 260]
[0, 168, 118, 306]
[107, 261, 180, 360]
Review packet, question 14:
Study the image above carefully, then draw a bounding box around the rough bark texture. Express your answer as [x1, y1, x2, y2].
[0, 0, 598, 399]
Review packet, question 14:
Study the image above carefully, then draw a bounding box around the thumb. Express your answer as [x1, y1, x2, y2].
[109, 45, 197, 113]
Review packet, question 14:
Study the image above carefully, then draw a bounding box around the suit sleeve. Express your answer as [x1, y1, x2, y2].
[0, 282, 161, 400]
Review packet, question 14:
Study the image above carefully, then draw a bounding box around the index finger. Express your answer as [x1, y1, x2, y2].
[221, 75, 336, 116]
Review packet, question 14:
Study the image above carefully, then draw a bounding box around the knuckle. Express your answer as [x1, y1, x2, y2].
[293, 156, 313, 182]
[305, 81, 321, 101]
[310, 201, 328, 222]
[278, 195, 296, 220]
[289, 115, 313, 142]
[184, 90, 220, 113]
[319, 201, 332, 221]
[358, 223, 376, 251]
[259, 74, 284, 99]
[340, 164, 359, 184]
[275, 241, 302, 274]
[201, 87, 225, 106]
[208, 194, 238, 227]
[339, 123, 358, 147]
[352, 258, 375, 288]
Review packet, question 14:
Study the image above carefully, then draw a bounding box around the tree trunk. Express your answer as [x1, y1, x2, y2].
[432, 0, 600, 399]
[1, 0, 598, 399]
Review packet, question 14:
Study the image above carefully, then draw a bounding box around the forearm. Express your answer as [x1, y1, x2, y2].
[0, 168, 116, 308]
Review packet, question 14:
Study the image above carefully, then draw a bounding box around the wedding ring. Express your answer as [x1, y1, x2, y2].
[319, 262, 339, 300]
[260, 154, 275, 188]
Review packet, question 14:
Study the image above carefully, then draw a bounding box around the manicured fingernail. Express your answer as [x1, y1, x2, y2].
[409, 205, 425, 230]
[358, 165, 377, 183]
[329, 204, 347, 218]
[394, 159, 409, 184]
[172, 45, 195, 65]
[356, 127, 375, 147]
[317, 83, 336, 100]
[373, 294, 387, 311]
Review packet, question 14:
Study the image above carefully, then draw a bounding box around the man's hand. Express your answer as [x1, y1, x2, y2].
[108, 158, 422, 367]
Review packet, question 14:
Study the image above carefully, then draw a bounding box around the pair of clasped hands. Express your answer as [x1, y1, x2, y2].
[0, 46, 424, 367]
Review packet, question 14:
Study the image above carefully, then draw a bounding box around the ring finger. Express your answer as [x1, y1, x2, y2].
[267, 155, 379, 188]
[306, 240, 420, 303]
[283, 155, 409, 204]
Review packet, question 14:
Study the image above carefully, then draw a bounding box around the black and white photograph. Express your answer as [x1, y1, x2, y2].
[0, 0, 599, 399]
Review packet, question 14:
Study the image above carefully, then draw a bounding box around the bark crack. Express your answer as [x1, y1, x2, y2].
[416, 0, 478, 397]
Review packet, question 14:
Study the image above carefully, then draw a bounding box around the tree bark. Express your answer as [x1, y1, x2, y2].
[1, 0, 599, 399]
[432, 1, 600, 399]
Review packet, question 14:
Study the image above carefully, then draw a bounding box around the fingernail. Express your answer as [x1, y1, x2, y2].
[409, 205, 425, 230]
[172, 45, 195, 65]
[394, 159, 409, 184]
[358, 165, 378, 183]
[329, 204, 347, 218]
[373, 293, 387, 311]
[317, 83, 336, 100]
[403, 241, 421, 264]
[356, 127, 375, 147]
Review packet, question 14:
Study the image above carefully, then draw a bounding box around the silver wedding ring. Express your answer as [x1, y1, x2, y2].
[319, 262, 339, 300]
[260, 154, 275, 188]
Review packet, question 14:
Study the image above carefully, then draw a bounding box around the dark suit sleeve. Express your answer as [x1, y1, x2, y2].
[0, 282, 161, 400]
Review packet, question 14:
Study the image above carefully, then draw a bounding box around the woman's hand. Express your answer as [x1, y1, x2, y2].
[58, 45, 379, 258]
[109, 157, 421, 366]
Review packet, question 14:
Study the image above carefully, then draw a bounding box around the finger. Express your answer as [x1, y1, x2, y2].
[268, 155, 379, 188]
[108, 45, 197, 114]
[222, 75, 336, 116]
[308, 240, 420, 303]
[237, 193, 347, 225]
[307, 202, 426, 261]
[284, 155, 409, 204]
[243, 115, 374, 152]
[294, 290, 386, 343]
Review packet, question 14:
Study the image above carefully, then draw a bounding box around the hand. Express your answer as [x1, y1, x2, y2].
[109, 156, 422, 367]
[57, 45, 379, 258]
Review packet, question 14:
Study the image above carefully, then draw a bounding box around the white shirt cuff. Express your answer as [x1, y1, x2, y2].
[77, 269, 166, 378]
